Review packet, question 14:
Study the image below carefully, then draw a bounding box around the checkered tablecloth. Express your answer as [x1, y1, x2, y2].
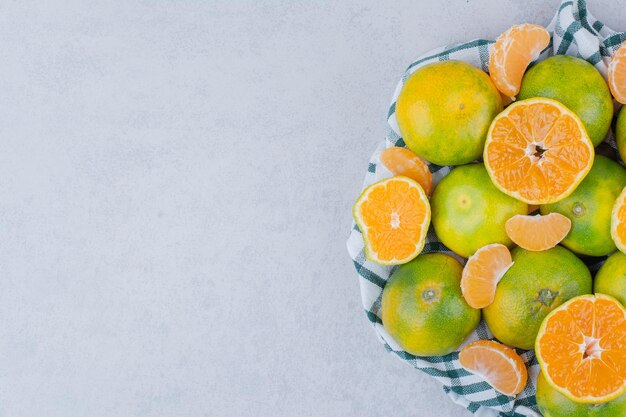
[346, 1, 626, 416]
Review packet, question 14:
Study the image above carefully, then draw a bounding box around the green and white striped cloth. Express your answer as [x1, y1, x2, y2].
[347, 1, 626, 416]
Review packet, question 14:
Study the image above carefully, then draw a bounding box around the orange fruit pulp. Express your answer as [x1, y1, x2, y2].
[611, 186, 626, 254]
[461, 243, 513, 309]
[379, 147, 433, 195]
[484, 97, 594, 205]
[353, 176, 430, 265]
[536, 294, 626, 403]
[459, 339, 528, 396]
[609, 41, 626, 104]
[489, 24, 550, 97]
[505, 213, 571, 251]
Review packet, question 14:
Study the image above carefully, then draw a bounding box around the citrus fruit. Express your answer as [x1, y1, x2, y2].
[616, 107, 626, 163]
[612, 186, 626, 254]
[505, 213, 571, 251]
[488, 24, 550, 97]
[395, 60, 503, 166]
[431, 164, 527, 258]
[536, 294, 626, 403]
[459, 340, 528, 396]
[609, 41, 626, 104]
[518, 55, 613, 146]
[353, 177, 430, 265]
[541, 155, 626, 257]
[484, 97, 594, 205]
[381, 253, 480, 356]
[483, 246, 592, 350]
[537, 371, 626, 417]
[461, 243, 513, 309]
[595, 251, 626, 307]
[379, 147, 433, 195]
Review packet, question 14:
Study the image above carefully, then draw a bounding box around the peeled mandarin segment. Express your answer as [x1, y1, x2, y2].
[353, 177, 431, 266]
[380, 147, 433, 195]
[489, 24, 550, 97]
[461, 243, 513, 309]
[609, 42, 626, 104]
[505, 213, 571, 251]
[611, 186, 626, 254]
[459, 340, 528, 396]
[484, 98, 594, 205]
[536, 294, 626, 403]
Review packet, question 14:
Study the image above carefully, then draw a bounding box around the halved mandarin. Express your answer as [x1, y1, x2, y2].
[353, 177, 430, 265]
[461, 243, 513, 309]
[484, 98, 594, 205]
[459, 339, 528, 396]
[611, 186, 626, 254]
[489, 24, 550, 97]
[609, 41, 626, 104]
[536, 294, 626, 403]
[505, 213, 571, 251]
[380, 147, 433, 195]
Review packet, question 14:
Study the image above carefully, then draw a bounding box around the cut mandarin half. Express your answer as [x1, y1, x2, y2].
[505, 213, 571, 251]
[536, 294, 626, 403]
[459, 340, 528, 396]
[484, 98, 594, 205]
[489, 24, 550, 97]
[379, 147, 433, 195]
[461, 243, 513, 309]
[608, 41, 626, 104]
[611, 186, 626, 254]
[353, 176, 430, 265]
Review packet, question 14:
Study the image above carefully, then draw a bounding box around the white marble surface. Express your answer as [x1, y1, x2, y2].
[1, 1, 624, 416]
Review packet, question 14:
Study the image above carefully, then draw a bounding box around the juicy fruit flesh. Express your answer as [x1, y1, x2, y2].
[379, 147, 433, 195]
[505, 213, 571, 251]
[609, 41, 626, 104]
[537, 294, 626, 403]
[612, 186, 626, 254]
[484, 98, 594, 204]
[381, 254, 480, 356]
[489, 24, 550, 97]
[459, 340, 528, 396]
[461, 243, 513, 309]
[354, 177, 430, 265]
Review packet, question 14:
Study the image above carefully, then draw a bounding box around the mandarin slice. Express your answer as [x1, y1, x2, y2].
[353, 176, 430, 265]
[612, 186, 626, 254]
[379, 147, 433, 195]
[609, 41, 626, 104]
[536, 294, 626, 403]
[505, 213, 571, 251]
[489, 24, 550, 97]
[459, 339, 528, 396]
[484, 98, 594, 205]
[461, 243, 513, 309]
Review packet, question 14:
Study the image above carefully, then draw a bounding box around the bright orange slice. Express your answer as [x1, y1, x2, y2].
[611, 186, 626, 254]
[609, 41, 626, 104]
[489, 24, 550, 97]
[461, 243, 513, 309]
[536, 294, 626, 403]
[484, 98, 594, 205]
[459, 340, 528, 396]
[353, 177, 430, 265]
[380, 147, 433, 195]
[505, 213, 571, 251]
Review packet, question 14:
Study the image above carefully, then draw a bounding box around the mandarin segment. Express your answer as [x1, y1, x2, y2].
[489, 24, 550, 97]
[379, 147, 433, 195]
[536, 294, 626, 403]
[485, 98, 594, 205]
[353, 177, 431, 265]
[609, 42, 626, 104]
[505, 213, 571, 251]
[611, 187, 626, 254]
[461, 243, 513, 309]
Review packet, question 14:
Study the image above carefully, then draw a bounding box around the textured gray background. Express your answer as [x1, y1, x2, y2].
[1, 1, 623, 417]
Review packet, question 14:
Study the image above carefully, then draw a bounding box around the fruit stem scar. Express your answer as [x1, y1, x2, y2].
[534, 288, 559, 308]
[572, 203, 585, 217]
[422, 288, 439, 302]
